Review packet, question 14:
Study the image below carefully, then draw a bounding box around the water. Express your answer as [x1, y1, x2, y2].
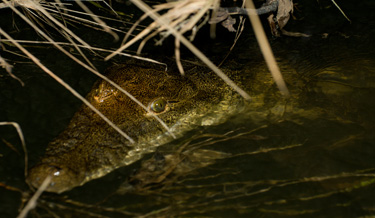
[1, 0, 375, 217]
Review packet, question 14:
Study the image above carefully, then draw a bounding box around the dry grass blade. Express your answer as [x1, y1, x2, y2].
[75, 0, 119, 41]
[0, 0, 40, 9]
[0, 55, 24, 86]
[331, 0, 351, 23]
[106, 0, 252, 100]
[245, 0, 290, 97]
[3, 0, 176, 139]
[114, 0, 214, 55]
[0, 122, 27, 177]
[17, 175, 52, 218]
[10, 0, 94, 53]
[25, 0, 98, 70]
[1, 39, 167, 66]
[1, 139, 21, 155]
[0, 28, 135, 143]
[42, 7, 130, 35]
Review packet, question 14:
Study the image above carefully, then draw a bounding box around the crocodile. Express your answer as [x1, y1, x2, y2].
[27, 63, 257, 193]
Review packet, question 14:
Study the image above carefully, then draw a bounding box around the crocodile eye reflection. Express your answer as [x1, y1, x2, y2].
[150, 98, 167, 113]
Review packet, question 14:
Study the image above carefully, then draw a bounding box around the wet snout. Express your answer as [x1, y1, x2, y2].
[27, 162, 83, 193]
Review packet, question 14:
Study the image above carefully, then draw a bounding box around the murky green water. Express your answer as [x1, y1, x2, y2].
[1, 0, 375, 217]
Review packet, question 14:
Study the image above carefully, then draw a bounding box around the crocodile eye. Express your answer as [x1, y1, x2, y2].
[150, 98, 167, 113]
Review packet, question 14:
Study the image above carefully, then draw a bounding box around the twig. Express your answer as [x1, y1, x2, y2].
[210, 2, 279, 24]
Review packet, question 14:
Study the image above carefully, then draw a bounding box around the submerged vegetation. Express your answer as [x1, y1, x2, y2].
[1, 0, 375, 217]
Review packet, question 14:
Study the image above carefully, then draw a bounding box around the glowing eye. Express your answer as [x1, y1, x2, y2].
[150, 99, 167, 113]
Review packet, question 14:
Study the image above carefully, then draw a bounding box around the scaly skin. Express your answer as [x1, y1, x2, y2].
[26, 64, 249, 193]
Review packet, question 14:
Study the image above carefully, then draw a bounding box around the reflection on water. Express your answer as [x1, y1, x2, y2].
[1, 0, 375, 217]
